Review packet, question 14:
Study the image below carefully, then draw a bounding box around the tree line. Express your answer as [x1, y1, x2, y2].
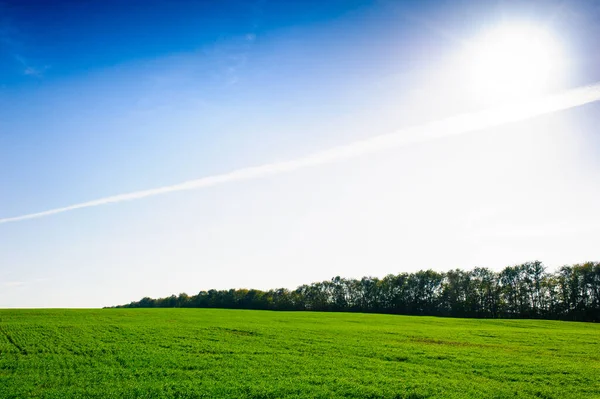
[112, 261, 600, 322]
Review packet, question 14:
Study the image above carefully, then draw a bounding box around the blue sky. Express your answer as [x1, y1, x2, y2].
[1, 0, 600, 307]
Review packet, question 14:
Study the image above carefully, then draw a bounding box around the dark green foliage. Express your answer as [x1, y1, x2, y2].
[0, 309, 598, 398]
[115, 262, 600, 322]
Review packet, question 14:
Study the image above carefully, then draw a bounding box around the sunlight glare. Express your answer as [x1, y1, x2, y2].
[467, 23, 564, 103]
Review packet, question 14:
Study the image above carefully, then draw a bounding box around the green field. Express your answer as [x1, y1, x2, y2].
[0, 309, 598, 398]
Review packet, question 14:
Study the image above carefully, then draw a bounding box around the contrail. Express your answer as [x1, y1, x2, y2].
[2, 83, 600, 225]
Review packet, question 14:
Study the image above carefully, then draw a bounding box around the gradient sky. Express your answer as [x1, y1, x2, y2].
[1, 0, 600, 307]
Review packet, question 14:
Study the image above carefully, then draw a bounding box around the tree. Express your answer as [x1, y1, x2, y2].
[113, 261, 599, 322]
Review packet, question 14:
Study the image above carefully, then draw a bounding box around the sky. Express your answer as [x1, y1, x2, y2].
[1, 0, 599, 308]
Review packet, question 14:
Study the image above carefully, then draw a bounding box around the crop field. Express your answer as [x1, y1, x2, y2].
[0, 309, 598, 398]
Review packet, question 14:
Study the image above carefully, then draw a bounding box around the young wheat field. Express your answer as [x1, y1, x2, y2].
[0, 309, 598, 398]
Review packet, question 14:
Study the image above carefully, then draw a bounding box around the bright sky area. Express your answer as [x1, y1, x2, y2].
[1, 0, 599, 307]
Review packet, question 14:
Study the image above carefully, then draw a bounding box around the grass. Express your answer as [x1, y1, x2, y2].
[0, 309, 598, 398]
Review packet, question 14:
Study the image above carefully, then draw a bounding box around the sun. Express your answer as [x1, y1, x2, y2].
[466, 23, 564, 103]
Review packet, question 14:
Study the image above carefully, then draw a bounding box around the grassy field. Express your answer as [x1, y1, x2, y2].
[0, 309, 598, 398]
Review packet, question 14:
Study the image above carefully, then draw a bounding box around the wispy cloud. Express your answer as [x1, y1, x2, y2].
[0, 7, 47, 78]
[23, 66, 37, 75]
[1, 278, 48, 287]
[2, 281, 26, 287]
[1, 83, 600, 225]
[22, 65, 42, 77]
[212, 34, 255, 86]
[212, 0, 262, 86]
[469, 224, 600, 241]
[14, 54, 48, 78]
